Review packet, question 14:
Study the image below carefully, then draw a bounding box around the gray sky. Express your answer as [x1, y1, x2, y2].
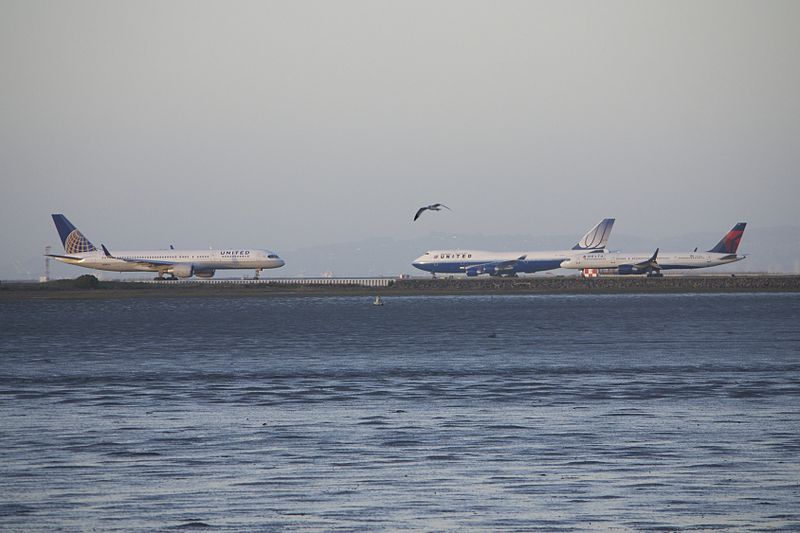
[1, 1, 799, 278]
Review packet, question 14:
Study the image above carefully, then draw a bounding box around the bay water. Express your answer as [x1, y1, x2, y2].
[1, 293, 799, 531]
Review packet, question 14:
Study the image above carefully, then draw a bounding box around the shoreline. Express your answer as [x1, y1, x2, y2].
[2, 275, 799, 300]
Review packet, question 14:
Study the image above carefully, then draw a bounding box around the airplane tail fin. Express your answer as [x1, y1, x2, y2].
[572, 218, 615, 250]
[707, 222, 746, 254]
[51, 214, 97, 254]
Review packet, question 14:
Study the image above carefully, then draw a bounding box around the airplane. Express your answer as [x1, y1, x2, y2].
[411, 218, 615, 277]
[559, 222, 747, 276]
[47, 214, 285, 280]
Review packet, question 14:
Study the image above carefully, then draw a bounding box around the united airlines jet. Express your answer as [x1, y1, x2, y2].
[412, 218, 615, 277]
[48, 214, 285, 280]
[560, 222, 747, 276]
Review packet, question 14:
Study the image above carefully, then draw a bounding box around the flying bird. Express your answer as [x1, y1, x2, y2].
[413, 203, 451, 221]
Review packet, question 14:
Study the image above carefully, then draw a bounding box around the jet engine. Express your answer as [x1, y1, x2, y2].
[194, 269, 215, 278]
[617, 265, 642, 275]
[168, 264, 194, 278]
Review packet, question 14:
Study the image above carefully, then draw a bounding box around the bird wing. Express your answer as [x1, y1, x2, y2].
[413, 207, 427, 221]
[438, 204, 451, 210]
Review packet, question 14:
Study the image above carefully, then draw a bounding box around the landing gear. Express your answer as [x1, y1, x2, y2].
[254, 268, 262, 280]
[154, 274, 178, 281]
[646, 271, 663, 278]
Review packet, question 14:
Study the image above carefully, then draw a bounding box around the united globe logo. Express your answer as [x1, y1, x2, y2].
[65, 230, 96, 254]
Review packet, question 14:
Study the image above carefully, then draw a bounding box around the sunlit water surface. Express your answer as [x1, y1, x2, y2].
[1, 293, 799, 531]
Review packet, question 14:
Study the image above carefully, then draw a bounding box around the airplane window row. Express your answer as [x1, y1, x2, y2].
[121, 255, 218, 260]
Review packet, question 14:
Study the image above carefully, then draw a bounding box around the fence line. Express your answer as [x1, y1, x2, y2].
[139, 277, 395, 287]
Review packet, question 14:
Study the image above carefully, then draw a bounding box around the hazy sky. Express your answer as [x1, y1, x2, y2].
[1, 1, 798, 277]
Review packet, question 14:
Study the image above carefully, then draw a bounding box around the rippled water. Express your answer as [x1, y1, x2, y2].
[1, 293, 799, 531]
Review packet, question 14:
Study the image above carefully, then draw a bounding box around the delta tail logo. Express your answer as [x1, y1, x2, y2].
[708, 222, 746, 254]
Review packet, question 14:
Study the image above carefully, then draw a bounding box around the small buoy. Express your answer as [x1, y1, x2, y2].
[373, 295, 383, 306]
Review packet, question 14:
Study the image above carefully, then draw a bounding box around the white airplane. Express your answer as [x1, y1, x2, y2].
[47, 214, 285, 280]
[412, 218, 615, 277]
[559, 222, 747, 276]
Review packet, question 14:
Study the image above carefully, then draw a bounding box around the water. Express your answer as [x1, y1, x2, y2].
[1, 293, 799, 531]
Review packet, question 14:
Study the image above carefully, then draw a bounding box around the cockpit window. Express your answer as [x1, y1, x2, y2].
[268, 254, 279, 259]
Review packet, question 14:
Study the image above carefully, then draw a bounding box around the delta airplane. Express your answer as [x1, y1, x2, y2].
[412, 218, 615, 277]
[47, 214, 285, 280]
[560, 222, 747, 276]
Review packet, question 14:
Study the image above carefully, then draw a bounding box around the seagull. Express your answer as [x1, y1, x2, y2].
[413, 203, 451, 221]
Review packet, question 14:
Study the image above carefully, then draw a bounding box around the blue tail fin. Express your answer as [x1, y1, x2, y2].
[708, 222, 746, 254]
[51, 214, 97, 254]
[572, 218, 615, 250]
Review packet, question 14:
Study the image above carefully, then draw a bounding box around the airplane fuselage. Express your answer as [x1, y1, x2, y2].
[412, 249, 583, 276]
[560, 251, 743, 272]
[53, 248, 284, 276]
[411, 218, 616, 277]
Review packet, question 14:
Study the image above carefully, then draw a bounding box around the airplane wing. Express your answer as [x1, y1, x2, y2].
[633, 248, 660, 271]
[101, 244, 174, 270]
[463, 255, 527, 276]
